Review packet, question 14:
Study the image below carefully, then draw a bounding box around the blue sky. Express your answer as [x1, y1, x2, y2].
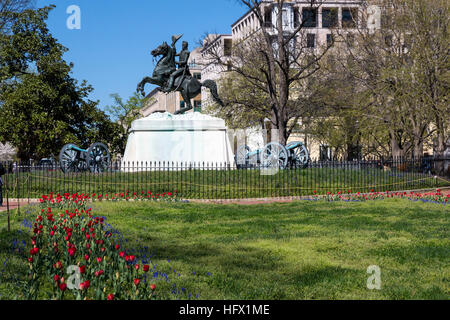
[35, 0, 246, 110]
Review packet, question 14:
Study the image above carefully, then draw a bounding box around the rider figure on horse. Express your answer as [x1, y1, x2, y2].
[162, 35, 191, 93]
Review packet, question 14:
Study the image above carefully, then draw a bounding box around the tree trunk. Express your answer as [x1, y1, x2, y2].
[279, 119, 288, 146]
[389, 130, 405, 158]
[413, 139, 423, 159]
[412, 122, 424, 159]
[435, 118, 446, 157]
[434, 117, 446, 175]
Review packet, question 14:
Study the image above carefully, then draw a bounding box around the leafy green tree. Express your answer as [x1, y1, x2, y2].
[0, 6, 116, 161]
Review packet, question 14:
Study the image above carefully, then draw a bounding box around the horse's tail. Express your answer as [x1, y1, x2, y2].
[201, 79, 224, 107]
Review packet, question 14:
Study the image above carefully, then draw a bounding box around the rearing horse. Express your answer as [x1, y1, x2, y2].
[137, 42, 224, 114]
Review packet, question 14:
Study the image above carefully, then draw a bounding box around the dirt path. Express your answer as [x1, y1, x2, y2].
[0, 200, 39, 212]
[0, 187, 448, 210]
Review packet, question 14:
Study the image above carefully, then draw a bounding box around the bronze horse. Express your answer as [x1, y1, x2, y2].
[137, 42, 223, 114]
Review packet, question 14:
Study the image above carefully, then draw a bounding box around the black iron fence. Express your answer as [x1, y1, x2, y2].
[0, 157, 449, 202]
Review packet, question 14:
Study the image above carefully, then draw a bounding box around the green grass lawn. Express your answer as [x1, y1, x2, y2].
[0, 199, 448, 300]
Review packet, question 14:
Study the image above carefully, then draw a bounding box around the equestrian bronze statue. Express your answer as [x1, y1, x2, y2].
[137, 35, 223, 114]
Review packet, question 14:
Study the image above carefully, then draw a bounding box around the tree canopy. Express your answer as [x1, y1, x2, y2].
[0, 5, 117, 161]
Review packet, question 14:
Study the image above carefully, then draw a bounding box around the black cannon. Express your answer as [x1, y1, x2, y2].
[59, 143, 110, 173]
[235, 141, 310, 169]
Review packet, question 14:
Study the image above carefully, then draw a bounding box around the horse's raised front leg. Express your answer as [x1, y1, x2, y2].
[137, 76, 157, 97]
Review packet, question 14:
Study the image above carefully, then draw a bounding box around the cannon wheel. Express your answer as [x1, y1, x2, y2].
[59, 144, 81, 173]
[235, 145, 251, 168]
[87, 142, 110, 173]
[287, 141, 310, 169]
[262, 142, 288, 169]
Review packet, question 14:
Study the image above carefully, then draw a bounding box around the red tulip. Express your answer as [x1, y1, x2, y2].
[143, 265, 150, 272]
[150, 284, 156, 291]
[95, 269, 104, 277]
[59, 283, 67, 291]
[80, 280, 90, 290]
[79, 265, 86, 274]
[68, 247, 76, 257]
[134, 279, 140, 286]
[107, 294, 114, 300]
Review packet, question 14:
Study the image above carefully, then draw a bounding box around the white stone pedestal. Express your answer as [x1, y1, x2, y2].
[122, 112, 235, 171]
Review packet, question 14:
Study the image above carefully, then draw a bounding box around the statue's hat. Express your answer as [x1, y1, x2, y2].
[172, 34, 183, 45]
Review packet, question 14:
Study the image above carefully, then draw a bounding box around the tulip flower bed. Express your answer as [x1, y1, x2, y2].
[22, 192, 186, 300]
[309, 189, 449, 205]
[40, 190, 179, 207]
[27, 208, 153, 300]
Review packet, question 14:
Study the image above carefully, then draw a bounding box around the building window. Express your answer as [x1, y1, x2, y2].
[306, 33, 316, 48]
[224, 39, 232, 56]
[264, 7, 272, 28]
[293, 8, 300, 28]
[342, 8, 358, 28]
[322, 8, 338, 28]
[326, 34, 333, 47]
[193, 73, 201, 80]
[194, 101, 202, 113]
[180, 101, 185, 109]
[302, 8, 317, 28]
[282, 8, 290, 28]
